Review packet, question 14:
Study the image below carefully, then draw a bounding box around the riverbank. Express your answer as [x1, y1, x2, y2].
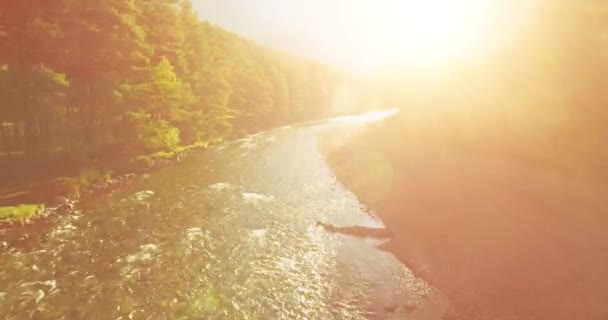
[0, 141, 218, 226]
[0, 119, 450, 319]
[322, 117, 608, 320]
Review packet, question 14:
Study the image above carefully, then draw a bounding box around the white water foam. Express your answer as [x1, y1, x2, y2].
[131, 190, 155, 202]
[239, 141, 258, 150]
[242, 193, 274, 202]
[276, 257, 297, 272]
[250, 229, 268, 238]
[186, 227, 204, 241]
[18, 280, 59, 304]
[125, 244, 159, 264]
[50, 222, 78, 239]
[208, 183, 233, 191]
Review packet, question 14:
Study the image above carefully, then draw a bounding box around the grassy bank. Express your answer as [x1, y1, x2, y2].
[0, 141, 215, 223]
[0, 204, 45, 224]
[322, 116, 608, 320]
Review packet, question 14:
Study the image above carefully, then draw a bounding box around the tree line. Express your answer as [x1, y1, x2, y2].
[0, 0, 340, 161]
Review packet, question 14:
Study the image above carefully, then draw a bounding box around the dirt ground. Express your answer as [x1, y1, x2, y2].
[323, 123, 608, 320]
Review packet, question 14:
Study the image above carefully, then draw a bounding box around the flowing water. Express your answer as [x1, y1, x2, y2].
[0, 115, 449, 319]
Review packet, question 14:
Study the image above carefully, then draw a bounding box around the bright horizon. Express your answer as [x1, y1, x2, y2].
[1, 2, 606, 319]
[193, 0, 539, 74]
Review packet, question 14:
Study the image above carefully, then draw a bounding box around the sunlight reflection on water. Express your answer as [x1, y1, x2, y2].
[331, 108, 399, 125]
[0, 114, 447, 320]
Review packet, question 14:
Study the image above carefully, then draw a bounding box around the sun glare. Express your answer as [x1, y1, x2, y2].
[345, 0, 533, 74]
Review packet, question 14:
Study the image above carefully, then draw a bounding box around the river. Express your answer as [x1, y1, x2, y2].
[0, 113, 449, 319]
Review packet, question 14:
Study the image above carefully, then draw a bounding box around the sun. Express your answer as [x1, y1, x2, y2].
[344, 0, 528, 74]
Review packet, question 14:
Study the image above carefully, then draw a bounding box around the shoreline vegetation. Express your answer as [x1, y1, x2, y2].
[0, 139, 217, 226]
[0, 0, 356, 224]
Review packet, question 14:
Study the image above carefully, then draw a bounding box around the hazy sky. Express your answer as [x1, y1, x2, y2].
[192, 0, 360, 69]
[192, 0, 538, 73]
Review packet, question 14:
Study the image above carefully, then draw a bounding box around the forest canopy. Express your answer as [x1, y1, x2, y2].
[0, 0, 343, 161]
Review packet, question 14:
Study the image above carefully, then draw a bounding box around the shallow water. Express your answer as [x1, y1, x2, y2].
[0, 119, 448, 319]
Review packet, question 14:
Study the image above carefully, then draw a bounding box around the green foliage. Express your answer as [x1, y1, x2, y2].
[127, 112, 181, 153]
[0, 0, 341, 164]
[0, 204, 45, 222]
[134, 155, 156, 168]
[48, 169, 113, 199]
[62, 178, 82, 199]
[133, 141, 208, 169]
